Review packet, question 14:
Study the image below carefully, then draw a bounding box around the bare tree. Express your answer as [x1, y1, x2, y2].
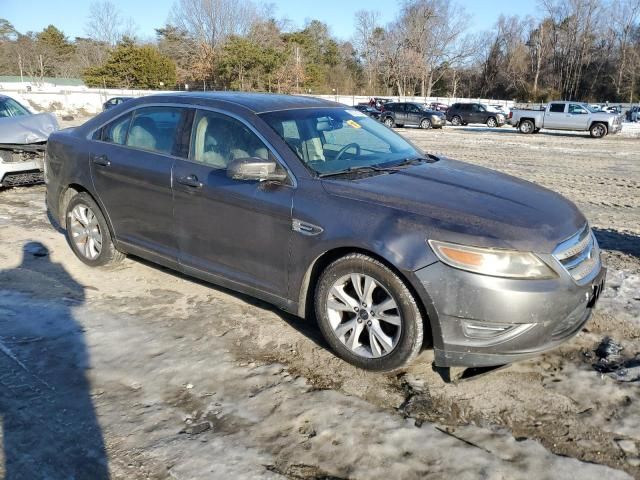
[354, 10, 382, 93]
[171, 0, 258, 49]
[85, 0, 137, 47]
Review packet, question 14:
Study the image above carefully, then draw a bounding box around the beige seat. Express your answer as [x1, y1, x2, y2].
[194, 115, 227, 168]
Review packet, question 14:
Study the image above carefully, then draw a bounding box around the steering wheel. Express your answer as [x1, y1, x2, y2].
[335, 143, 361, 162]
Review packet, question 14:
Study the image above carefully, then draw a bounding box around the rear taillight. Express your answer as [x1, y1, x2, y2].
[508, 111, 512, 119]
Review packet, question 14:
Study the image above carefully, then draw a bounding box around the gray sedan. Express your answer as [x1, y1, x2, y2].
[45, 93, 605, 373]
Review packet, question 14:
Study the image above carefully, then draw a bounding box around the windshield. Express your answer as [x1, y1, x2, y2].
[260, 108, 421, 176]
[0, 97, 30, 118]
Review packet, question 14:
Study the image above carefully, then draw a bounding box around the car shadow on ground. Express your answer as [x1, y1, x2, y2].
[0, 242, 109, 479]
[593, 228, 640, 259]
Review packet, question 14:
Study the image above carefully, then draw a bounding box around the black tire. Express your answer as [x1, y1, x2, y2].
[420, 118, 431, 129]
[518, 119, 535, 134]
[315, 253, 424, 371]
[383, 117, 395, 128]
[486, 117, 497, 128]
[450, 115, 462, 126]
[65, 192, 124, 267]
[533, 128, 540, 133]
[590, 122, 607, 138]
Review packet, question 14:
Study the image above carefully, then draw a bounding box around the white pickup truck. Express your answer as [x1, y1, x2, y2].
[508, 101, 623, 138]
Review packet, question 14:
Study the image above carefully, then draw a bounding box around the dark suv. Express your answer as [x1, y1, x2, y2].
[380, 102, 445, 129]
[46, 93, 605, 373]
[446, 103, 506, 127]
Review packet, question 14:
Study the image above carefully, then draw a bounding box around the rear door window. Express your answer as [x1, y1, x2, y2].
[126, 107, 184, 155]
[549, 103, 565, 113]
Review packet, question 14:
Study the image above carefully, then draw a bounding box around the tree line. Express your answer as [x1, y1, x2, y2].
[0, 0, 638, 102]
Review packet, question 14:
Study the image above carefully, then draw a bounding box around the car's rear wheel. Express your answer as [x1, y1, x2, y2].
[590, 122, 607, 138]
[383, 117, 394, 128]
[315, 254, 424, 371]
[65, 192, 124, 267]
[450, 115, 462, 126]
[518, 119, 535, 134]
[420, 118, 431, 129]
[486, 117, 498, 128]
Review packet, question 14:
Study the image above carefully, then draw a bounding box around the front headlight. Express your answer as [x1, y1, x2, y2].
[428, 239, 556, 279]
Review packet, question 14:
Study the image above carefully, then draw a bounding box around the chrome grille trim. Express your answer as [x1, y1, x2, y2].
[553, 225, 601, 284]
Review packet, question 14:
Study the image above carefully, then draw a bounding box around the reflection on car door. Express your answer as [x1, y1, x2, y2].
[565, 104, 590, 130]
[172, 109, 293, 298]
[90, 106, 190, 260]
[393, 103, 407, 125]
[405, 104, 422, 126]
[545, 103, 566, 129]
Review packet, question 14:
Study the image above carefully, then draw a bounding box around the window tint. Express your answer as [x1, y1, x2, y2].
[407, 104, 420, 113]
[102, 113, 131, 144]
[190, 110, 269, 169]
[126, 107, 184, 155]
[549, 103, 565, 113]
[569, 104, 587, 114]
[460, 104, 471, 112]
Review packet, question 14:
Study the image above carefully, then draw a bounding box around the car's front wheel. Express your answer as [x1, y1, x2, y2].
[590, 122, 607, 138]
[65, 192, 124, 267]
[486, 117, 498, 128]
[420, 118, 431, 129]
[315, 254, 424, 371]
[383, 117, 394, 128]
[450, 115, 462, 126]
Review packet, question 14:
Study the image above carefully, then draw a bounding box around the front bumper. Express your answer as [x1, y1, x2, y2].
[431, 116, 445, 128]
[415, 260, 606, 367]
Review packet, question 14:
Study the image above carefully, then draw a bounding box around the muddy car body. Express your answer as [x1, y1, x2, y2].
[0, 94, 59, 188]
[45, 93, 605, 371]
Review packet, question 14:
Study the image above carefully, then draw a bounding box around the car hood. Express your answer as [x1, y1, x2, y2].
[0, 112, 59, 144]
[321, 158, 586, 253]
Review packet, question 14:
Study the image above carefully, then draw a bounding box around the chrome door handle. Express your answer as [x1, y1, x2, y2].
[177, 174, 203, 189]
[91, 154, 110, 167]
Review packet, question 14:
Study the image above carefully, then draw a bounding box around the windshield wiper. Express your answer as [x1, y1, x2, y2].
[318, 165, 399, 178]
[390, 155, 439, 168]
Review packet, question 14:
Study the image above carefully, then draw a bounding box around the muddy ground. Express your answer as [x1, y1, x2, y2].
[0, 123, 639, 479]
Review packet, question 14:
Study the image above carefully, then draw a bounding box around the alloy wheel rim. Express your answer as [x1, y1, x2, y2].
[488, 118, 496, 127]
[385, 118, 393, 127]
[421, 119, 430, 129]
[521, 122, 532, 133]
[593, 125, 605, 137]
[452, 116, 461, 126]
[69, 204, 103, 260]
[326, 273, 402, 359]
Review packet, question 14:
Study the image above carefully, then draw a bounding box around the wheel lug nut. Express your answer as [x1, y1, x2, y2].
[367, 321, 372, 326]
[354, 306, 359, 311]
[362, 303, 367, 308]
[357, 318, 362, 323]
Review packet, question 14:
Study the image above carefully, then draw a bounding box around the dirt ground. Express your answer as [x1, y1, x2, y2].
[0, 122, 639, 479]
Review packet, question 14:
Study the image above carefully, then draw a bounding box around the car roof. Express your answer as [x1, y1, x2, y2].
[158, 92, 343, 113]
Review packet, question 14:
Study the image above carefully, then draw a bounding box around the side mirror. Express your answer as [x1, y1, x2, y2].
[226, 157, 288, 183]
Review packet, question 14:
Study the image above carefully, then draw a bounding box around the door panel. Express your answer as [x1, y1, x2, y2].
[173, 110, 293, 297]
[564, 104, 590, 130]
[544, 103, 567, 129]
[90, 106, 189, 259]
[406, 104, 422, 125]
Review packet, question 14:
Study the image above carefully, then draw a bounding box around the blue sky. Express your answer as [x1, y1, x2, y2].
[3, 0, 539, 41]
